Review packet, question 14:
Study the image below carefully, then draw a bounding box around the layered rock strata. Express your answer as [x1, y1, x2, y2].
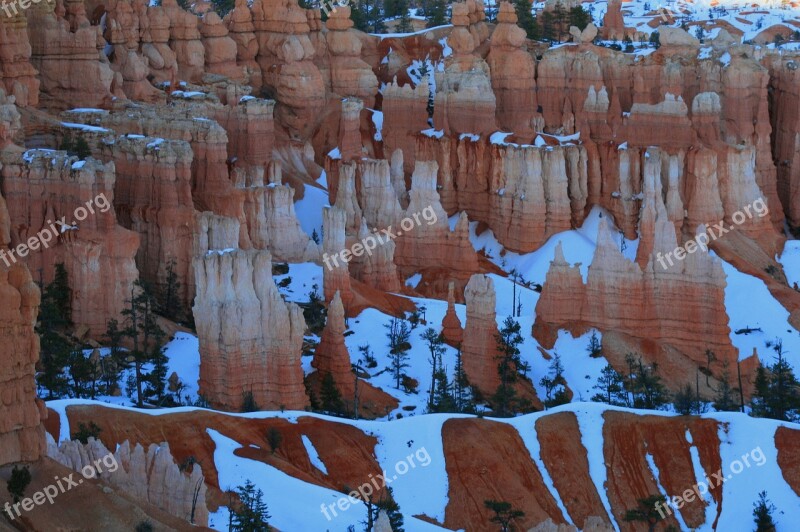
[194, 249, 309, 411]
[47, 436, 209, 526]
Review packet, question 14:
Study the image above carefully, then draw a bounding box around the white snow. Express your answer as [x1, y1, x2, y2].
[60, 122, 111, 134]
[778, 240, 800, 288]
[717, 254, 800, 370]
[301, 435, 329, 475]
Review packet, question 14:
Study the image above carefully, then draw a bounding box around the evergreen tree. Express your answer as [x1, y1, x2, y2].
[431, 368, 456, 413]
[231, 480, 272, 531]
[492, 317, 525, 416]
[540, 353, 569, 408]
[66, 348, 100, 398]
[452, 347, 474, 413]
[422, 328, 446, 410]
[144, 345, 170, 406]
[36, 263, 73, 399]
[396, 4, 414, 33]
[592, 364, 627, 406]
[121, 280, 167, 407]
[242, 391, 259, 413]
[72, 421, 102, 444]
[540, 11, 556, 41]
[350, 0, 385, 33]
[385, 318, 412, 389]
[484, 500, 524, 532]
[102, 318, 125, 395]
[712, 364, 741, 412]
[586, 331, 602, 358]
[649, 30, 661, 48]
[551, 2, 568, 43]
[6, 466, 32, 504]
[73, 136, 92, 160]
[513, 0, 540, 40]
[384, 0, 405, 19]
[623, 494, 668, 532]
[302, 284, 327, 334]
[672, 382, 705, 415]
[360, 486, 405, 532]
[424, 0, 448, 28]
[161, 258, 182, 321]
[624, 353, 669, 410]
[320, 372, 345, 415]
[568, 5, 591, 31]
[751, 340, 800, 421]
[752, 491, 776, 532]
[266, 428, 282, 454]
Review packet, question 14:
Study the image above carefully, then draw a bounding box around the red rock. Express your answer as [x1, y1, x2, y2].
[194, 249, 309, 411]
[441, 281, 464, 347]
[322, 205, 354, 306]
[0, 12, 40, 107]
[312, 290, 354, 398]
[47, 437, 209, 526]
[486, 2, 537, 135]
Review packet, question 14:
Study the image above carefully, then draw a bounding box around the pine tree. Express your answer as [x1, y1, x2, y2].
[231, 480, 271, 531]
[350, 0, 385, 33]
[6, 466, 32, 504]
[713, 364, 740, 412]
[541, 11, 556, 41]
[540, 353, 569, 409]
[424, 0, 447, 28]
[484, 500, 524, 532]
[385, 318, 412, 389]
[592, 364, 627, 406]
[102, 318, 125, 395]
[266, 428, 282, 454]
[673, 382, 705, 415]
[36, 263, 74, 399]
[320, 372, 345, 415]
[752, 491, 776, 532]
[361, 487, 405, 532]
[431, 368, 456, 413]
[513, 0, 540, 40]
[751, 339, 800, 421]
[568, 5, 591, 31]
[161, 258, 181, 321]
[121, 280, 167, 407]
[492, 317, 525, 416]
[586, 331, 602, 358]
[551, 2, 568, 43]
[241, 391, 259, 413]
[452, 347, 474, 413]
[649, 31, 661, 48]
[422, 328, 446, 410]
[396, 5, 413, 33]
[624, 353, 669, 410]
[623, 495, 668, 532]
[73, 136, 92, 160]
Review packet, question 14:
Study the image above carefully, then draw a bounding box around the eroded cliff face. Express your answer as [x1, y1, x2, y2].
[1, 92, 138, 337]
[0, 258, 45, 466]
[47, 436, 209, 526]
[193, 249, 309, 411]
[49, 403, 800, 531]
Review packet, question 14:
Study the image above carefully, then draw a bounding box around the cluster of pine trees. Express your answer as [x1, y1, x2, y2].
[36, 264, 185, 408]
